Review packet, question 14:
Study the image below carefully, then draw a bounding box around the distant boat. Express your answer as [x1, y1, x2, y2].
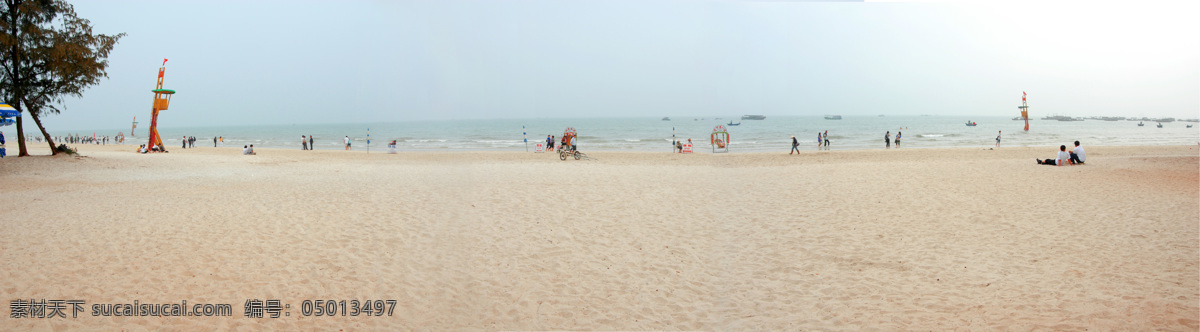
[824, 115, 842, 120]
[1157, 123, 1163, 128]
[965, 121, 978, 126]
[727, 121, 740, 126]
[1187, 124, 1193, 128]
[1042, 115, 1077, 121]
[1138, 121, 1144, 127]
[661, 117, 670, 121]
[741, 115, 766, 120]
[1012, 117, 1025, 120]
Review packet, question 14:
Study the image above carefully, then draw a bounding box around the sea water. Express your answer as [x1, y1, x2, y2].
[21, 116, 1200, 153]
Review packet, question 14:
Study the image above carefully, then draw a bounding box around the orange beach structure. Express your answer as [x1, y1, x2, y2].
[146, 60, 176, 151]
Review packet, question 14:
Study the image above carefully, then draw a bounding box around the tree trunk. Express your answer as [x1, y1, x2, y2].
[28, 111, 55, 154]
[9, 0, 27, 156]
[14, 109, 28, 156]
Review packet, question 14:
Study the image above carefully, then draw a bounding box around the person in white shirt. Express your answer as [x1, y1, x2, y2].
[1038, 145, 1071, 165]
[243, 145, 252, 155]
[1070, 141, 1086, 164]
[344, 136, 351, 150]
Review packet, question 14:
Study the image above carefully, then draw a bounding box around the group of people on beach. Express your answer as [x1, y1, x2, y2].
[180, 136, 198, 149]
[1037, 141, 1086, 166]
[137, 144, 167, 153]
[885, 131, 902, 148]
[300, 135, 315, 150]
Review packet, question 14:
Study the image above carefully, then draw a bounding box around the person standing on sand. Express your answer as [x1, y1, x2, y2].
[895, 131, 901, 147]
[885, 131, 891, 149]
[823, 131, 830, 147]
[213, 136, 217, 147]
[0, 131, 7, 158]
[790, 135, 800, 155]
[996, 131, 1001, 147]
[344, 136, 351, 150]
[302, 135, 308, 150]
[309, 135, 314, 150]
[816, 132, 822, 149]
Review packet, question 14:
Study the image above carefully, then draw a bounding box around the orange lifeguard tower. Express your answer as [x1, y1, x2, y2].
[1018, 91, 1030, 131]
[146, 59, 176, 151]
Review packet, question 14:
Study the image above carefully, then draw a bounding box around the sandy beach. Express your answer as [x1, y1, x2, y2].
[0, 143, 1196, 330]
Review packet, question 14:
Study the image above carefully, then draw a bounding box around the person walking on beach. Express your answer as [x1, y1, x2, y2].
[790, 135, 800, 155]
[996, 131, 1001, 147]
[213, 136, 217, 147]
[302, 135, 308, 150]
[823, 131, 830, 147]
[344, 136, 351, 150]
[885, 131, 891, 149]
[546, 135, 554, 151]
[895, 131, 901, 147]
[816, 132, 822, 149]
[309, 135, 314, 150]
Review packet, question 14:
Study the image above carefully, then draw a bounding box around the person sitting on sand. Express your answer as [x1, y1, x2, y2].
[243, 145, 253, 155]
[138, 144, 147, 154]
[1037, 145, 1071, 165]
[1070, 140, 1086, 164]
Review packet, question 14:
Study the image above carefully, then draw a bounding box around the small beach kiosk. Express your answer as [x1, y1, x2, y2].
[0, 103, 18, 127]
[711, 125, 729, 153]
[146, 61, 176, 152]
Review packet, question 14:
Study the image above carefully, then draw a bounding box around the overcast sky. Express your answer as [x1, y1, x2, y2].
[36, 0, 1200, 130]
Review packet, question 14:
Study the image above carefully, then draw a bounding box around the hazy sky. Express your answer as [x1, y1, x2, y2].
[34, 0, 1200, 130]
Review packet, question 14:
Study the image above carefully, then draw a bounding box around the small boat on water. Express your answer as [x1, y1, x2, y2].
[727, 121, 740, 126]
[1157, 123, 1163, 128]
[1138, 121, 1144, 126]
[965, 121, 977, 126]
[741, 115, 766, 120]
[661, 117, 670, 121]
[824, 115, 842, 120]
[1187, 124, 1193, 128]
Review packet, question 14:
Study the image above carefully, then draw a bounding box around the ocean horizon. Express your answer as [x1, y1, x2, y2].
[9, 115, 1199, 153]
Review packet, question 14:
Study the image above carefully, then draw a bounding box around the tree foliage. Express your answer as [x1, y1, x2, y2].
[1, 0, 124, 156]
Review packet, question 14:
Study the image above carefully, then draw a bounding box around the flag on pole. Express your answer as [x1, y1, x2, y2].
[672, 127, 676, 152]
[523, 125, 528, 152]
[163, 59, 168, 66]
[366, 128, 371, 154]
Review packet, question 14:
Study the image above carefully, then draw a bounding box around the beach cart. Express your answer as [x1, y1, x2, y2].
[557, 127, 587, 161]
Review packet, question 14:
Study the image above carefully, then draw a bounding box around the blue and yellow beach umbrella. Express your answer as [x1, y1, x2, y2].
[0, 103, 19, 127]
